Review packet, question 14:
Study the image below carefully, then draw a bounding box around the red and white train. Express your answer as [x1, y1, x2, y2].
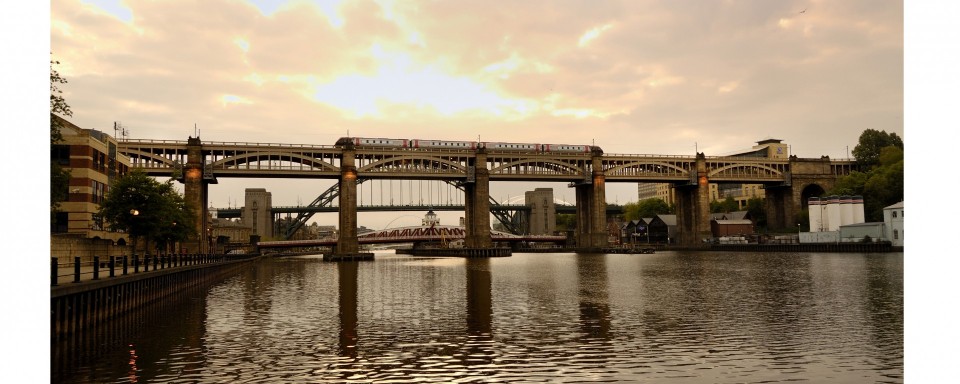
[336, 137, 596, 153]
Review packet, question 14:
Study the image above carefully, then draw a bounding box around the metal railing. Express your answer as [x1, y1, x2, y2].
[50, 253, 248, 286]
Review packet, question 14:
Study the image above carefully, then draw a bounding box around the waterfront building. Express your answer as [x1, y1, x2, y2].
[648, 214, 677, 244]
[883, 201, 904, 247]
[50, 115, 131, 244]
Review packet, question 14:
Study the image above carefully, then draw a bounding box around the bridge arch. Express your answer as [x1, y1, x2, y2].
[707, 163, 784, 178]
[122, 149, 180, 168]
[799, 183, 827, 210]
[210, 151, 339, 172]
[490, 159, 584, 176]
[604, 161, 690, 177]
[358, 155, 466, 174]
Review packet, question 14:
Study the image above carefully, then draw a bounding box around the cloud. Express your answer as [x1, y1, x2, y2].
[51, 0, 903, 225]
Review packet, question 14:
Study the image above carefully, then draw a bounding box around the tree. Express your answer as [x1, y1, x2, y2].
[99, 170, 196, 255]
[709, 196, 739, 213]
[829, 131, 904, 221]
[624, 198, 673, 221]
[51, 57, 72, 143]
[50, 57, 73, 221]
[852, 129, 903, 169]
[745, 197, 767, 229]
[556, 214, 577, 231]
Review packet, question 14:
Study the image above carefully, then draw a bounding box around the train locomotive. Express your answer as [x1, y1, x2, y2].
[335, 137, 596, 153]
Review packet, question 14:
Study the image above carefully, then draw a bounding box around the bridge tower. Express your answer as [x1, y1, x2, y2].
[336, 145, 361, 255]
[673, 153, 712, 245]
[574, 150, 608, 249]
[764, 156, 843, 230]
[464, 149, 493, 248]
[183, 137, 215, 253]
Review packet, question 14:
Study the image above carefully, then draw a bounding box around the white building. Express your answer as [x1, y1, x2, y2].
[883, 202, 904, 247]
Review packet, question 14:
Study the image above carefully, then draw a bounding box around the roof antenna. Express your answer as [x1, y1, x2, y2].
[194, 123, 198, 137]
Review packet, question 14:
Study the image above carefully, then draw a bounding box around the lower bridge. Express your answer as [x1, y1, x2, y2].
[257, 225, 566, 249]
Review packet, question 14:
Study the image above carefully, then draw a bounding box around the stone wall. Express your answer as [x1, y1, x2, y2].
[51, 235, 130, 262]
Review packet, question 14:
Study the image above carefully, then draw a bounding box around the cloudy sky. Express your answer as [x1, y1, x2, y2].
[47, 0, 904, 228]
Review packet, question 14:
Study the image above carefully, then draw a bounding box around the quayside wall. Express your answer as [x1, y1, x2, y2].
[51, 255, 260, 343]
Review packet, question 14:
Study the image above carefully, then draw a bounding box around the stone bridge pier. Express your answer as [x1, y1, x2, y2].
[765, 156, 843, 230]
[183, 137, 213, 253]
[464, 150, 493, 248]
[574, 153, 608, 249]
[336, 146, 360, 255]
[673, 153, 712, 245]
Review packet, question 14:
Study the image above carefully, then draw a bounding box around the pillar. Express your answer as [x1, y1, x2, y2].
[337, 147, 360, 254]
[575, 153, 607, 249]
[183, 137, 209, 253]
[464, 150, 492, 248]
[674, 153, 711, 245]
[764, 186, 795, 230]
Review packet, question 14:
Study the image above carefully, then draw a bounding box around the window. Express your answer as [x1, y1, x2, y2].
[893, 230, 899, 240]
[892, 211, 897, 218]
[52, 145, 70, 166]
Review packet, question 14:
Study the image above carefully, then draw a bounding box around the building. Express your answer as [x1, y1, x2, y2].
[883, 201, 904, 247]
[648, 214, 677, 244]
[839, 222, 886, 242]
[525, 188, 556, 235]
[710, 219, 754, 237]
[51, 115, 131, 243]
[242, 188, 273, 239]
[211, 217, 252, 244]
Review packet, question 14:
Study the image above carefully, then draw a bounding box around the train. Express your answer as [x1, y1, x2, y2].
[335, 137, 598, 153]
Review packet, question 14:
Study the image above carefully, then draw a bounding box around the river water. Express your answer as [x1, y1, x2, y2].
[52, 251, 903, 383]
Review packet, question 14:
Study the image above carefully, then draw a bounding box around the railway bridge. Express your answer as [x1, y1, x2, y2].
[118, 137, 855, 254]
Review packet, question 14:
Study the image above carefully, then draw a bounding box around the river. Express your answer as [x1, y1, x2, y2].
[52, 250, 903, 383]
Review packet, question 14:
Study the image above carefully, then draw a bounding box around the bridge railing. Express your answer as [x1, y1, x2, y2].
[603, 153, 697, 159]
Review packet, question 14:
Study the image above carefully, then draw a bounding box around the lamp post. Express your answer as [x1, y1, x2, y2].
[129, 209, 140, 257]
[797, 223, 801, 244]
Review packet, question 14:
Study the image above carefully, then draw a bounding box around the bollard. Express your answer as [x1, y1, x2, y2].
[93, 256, 100, 280]
[123, 255, 128, 275]
[153, 255, 158, 271]
[109, 256, 116, 278]
[133, 254, 139, 273]
[73, 257, 81, 283]
[51, 257, 58, 286]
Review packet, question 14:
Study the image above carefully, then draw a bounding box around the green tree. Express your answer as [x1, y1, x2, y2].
[830, 131, 904, 222]
[852, 129, 903, 169]
[556, 213, 577, 231]
[624, 198, 672, 221]
[745, 197, 767, 228]
[709, 196, 739, 213]
[99, 170, 196, 255]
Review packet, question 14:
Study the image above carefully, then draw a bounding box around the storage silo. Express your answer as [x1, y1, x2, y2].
[853, 195, 865, 224]
[825, 195, 842, 232]
[840, 195, 854, 226]
[808, 197, 823, 232]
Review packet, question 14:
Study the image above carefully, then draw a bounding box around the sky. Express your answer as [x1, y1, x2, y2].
[44, 0, 907, 229]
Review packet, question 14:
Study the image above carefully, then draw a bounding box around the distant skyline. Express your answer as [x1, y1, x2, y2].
[49, 0, 903, 229]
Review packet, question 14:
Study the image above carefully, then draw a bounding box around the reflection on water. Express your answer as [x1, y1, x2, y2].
[52, 251, 903, 383]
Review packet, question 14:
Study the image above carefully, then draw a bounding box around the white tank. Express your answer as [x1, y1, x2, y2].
[808, 197, 823, 232]
[840, 195, 854, 226]
[825, 196, 842, 232]
[853, 195, 865, 224]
